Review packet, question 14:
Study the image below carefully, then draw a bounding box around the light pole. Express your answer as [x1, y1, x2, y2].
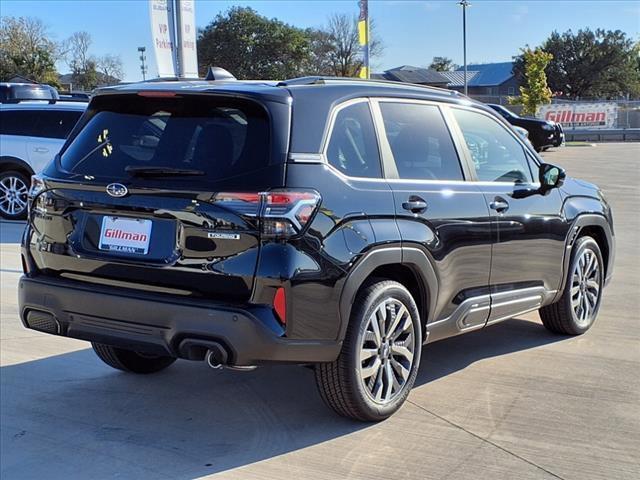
[459, 0, 471, 96]
[138, 46, 147, 81]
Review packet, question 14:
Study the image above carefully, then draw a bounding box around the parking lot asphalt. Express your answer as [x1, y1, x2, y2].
[1, 143, 639, 480]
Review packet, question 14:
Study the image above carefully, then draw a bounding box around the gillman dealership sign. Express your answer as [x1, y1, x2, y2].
[537, 102, 618, 130]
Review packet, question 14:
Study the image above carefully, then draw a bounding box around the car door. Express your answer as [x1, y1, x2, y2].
[449, 106, 567, 324]
[372, 99, 493, 333]
[28, 109, 83, 172]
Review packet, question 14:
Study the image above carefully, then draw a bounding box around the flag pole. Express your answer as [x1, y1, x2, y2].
[358, 0, 369, 79]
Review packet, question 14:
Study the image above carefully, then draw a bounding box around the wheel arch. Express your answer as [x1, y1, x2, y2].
[337, 246, 438, 343]
[0, 156, 35, 177]
[555, 213, 614, 302]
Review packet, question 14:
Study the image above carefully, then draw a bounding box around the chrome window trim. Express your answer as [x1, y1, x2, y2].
[288, 153, 324, 163]
[311, 96, 543, 187]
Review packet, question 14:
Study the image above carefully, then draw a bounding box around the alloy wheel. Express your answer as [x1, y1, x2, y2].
[0, 175, 28, 217]
[571, 248, 601, 326]
[359, 297, 416, 404]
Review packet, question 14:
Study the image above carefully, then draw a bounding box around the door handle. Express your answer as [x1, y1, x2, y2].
[33, 147, 49, 153]
[402, 197, 428, 214]
[490, 198, 509, 213]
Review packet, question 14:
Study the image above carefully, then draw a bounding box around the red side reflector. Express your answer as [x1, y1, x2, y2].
[273, 287, 286, 325]
[137, 91, 177, 98]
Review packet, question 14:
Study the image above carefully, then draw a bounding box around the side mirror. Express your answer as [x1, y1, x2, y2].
[539, 163, 566, 192]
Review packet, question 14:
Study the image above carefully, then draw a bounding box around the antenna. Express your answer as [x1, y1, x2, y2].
[204, 67, 236, 81]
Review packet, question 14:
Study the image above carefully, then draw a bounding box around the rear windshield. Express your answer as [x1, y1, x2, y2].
[58, 94, 270, 184]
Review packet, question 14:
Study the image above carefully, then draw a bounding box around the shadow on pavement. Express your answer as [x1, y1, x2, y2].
[0, 221, 26, 244]
[1, 317, 565, 479]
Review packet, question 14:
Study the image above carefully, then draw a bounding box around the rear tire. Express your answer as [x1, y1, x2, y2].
[92, 343, 176, 374]
[315, 280, 422, 422]
[539, 236, 604, 335]
[0, 170, 30, 220]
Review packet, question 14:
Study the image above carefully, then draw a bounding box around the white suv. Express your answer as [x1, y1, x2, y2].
[0, 100, 86, 219]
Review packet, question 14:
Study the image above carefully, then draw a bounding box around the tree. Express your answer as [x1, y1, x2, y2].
[511, 48, 552, 116]
[309, 13, 383, 77]
[197, 7, 312, 80]
[97, 53, 124, 82]
[66, 31, 98, 90]
[304, 28, 335, 75]
[0, 16, 60, 85]
[428, 56, 457, 72]
[514, 28, 640, 99]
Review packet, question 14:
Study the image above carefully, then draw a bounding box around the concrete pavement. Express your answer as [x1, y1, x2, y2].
[1, 143, 639, 479]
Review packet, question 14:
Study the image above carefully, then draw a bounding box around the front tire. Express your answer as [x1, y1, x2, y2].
[315, 280, 422, 421]
[540, 236, 604, 335]
[92, 343, 176, 374]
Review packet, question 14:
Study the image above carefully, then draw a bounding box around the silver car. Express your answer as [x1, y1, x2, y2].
[0, 100, 86, 219]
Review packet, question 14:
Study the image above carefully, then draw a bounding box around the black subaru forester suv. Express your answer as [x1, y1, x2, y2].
[19, 77, 614, 421]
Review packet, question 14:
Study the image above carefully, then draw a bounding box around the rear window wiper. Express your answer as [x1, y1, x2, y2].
[124, 166, 205, 177]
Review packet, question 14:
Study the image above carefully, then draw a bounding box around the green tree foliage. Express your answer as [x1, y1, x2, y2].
[514, 29, 640, 99]
[0, 16, 60, 85]
[197, 7, 311, 80]
[428, 56, 457, 72]
[511, 48, 553, 116]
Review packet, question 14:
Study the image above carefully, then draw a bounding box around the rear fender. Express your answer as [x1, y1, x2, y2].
[337, 246, 438, 342]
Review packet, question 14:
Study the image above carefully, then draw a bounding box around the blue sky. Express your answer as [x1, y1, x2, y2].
[2, 0, 639, 81]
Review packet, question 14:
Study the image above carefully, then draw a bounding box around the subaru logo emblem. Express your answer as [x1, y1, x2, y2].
[106, 183, 128, 198]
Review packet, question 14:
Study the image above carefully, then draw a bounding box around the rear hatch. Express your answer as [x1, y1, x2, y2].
[27, 91, 290, 301]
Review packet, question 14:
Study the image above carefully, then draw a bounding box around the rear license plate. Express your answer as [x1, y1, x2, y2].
[99, 216, 152, 255]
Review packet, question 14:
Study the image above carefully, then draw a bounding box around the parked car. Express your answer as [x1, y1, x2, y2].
[0, 82, 59, 103]
[552, 122, 565, 147]
[59, 91, 91, 101]
[19, 77, 614, 421]
[512, 125, 530, 142]
[0, 100, 87, 219]
[487, 103, 559, 152]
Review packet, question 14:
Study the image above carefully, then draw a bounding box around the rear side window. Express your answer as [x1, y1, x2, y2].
[452, 108, 533, 183]
[0, 110, 40, 136]
[326, 101, 382, 178]
[59, 95, 269, 183]
[35, 110, 83, 139]
[379, 102, 463, 181]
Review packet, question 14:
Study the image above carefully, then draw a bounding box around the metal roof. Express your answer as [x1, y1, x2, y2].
[438, 70, 480, 87]
[373, 66, 450, 85]
[451, 62, 515, 87]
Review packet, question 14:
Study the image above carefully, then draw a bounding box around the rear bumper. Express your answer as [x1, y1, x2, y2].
[18, 276, 341, 365]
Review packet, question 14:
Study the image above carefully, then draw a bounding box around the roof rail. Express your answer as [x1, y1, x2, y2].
[132, 67, 236, 83]
[0, 97, 88, 104]
[277, 75, 463, 96]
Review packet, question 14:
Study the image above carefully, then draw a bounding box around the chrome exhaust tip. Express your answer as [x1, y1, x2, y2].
[205, 349, 225, 369]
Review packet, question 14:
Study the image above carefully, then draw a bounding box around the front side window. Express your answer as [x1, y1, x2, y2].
[379, 102, 463, 181]
[326, 101, 382, 178]
[452, 108, 534, 183]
